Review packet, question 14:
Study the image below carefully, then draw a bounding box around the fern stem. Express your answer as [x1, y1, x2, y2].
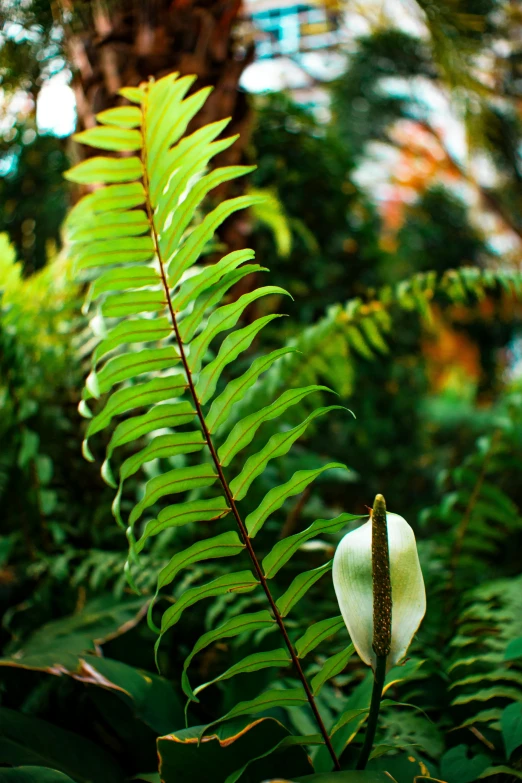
[355, 654, 386, 770]
[141, 122, 341, 771]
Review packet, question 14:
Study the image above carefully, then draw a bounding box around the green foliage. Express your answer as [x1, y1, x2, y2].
[65, 73, 371, 767]
[2, 4, 522, 781]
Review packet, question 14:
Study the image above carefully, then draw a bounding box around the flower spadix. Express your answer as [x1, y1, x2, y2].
[333, 495, 426, 671]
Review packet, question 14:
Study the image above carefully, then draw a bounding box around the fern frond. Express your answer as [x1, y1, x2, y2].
[66, 73, 362, 766]
[231, 265, 522, 421]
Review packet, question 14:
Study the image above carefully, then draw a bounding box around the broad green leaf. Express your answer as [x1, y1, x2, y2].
[178, 263, 266, 344]
[310, 645, 354, 695]
[440, 745, 491, 783]
[129, 464, 218, 526]
[206, 347, 296, 433]
[295, 616, 345, 659]
[101, 290, 165, 318]
[263, 512, 362, 578]
[158, 571, 259, 636]
[218, 385, 332, 467]
[157, 531, 244, 590]
[64, 155, 142, 184]
[188, 286, 289, 372]
[84, 374, 186, 442]
[247, 465, 348, 538]
[137, 498, 230, 551]
[182, 610, 275, 700]
[92, 317, 172, 366]
[194, 648, 291, 697]
[0, 595, 145, 674]
[96, 105, 142, 128]
[502, 702, 522, 758]
[168, 195, 263, 286]
[171, 249, 255, 312]
[105, 401, 195, 461]
[195, 315, 282, 404]
[230, 407, 344, 501]
[276, 561, 332, 617]
[505, 636, 522, 661]
[0, 707, 124, 783]
[157, 716, 312, 783]
[73, 126, 143, 152]
[85, 346, 180, 399]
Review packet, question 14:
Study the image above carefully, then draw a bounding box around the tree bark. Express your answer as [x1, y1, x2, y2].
[59, 0, 254, 249]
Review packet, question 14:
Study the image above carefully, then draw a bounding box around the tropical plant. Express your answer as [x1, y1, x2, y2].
[64, 72, 367, 774]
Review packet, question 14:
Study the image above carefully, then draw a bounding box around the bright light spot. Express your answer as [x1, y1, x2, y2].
[37, 75, 76, 137]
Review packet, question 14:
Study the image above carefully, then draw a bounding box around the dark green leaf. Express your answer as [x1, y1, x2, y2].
[230, 407, 345, 500]
[137, 498, 230, 551]
[218, 385, 331, 467]
[310, 645, 355, 695]
[276, 561, 332, 617]
[157, 531, 244, 590]
[182, 610, 275, 700]
[263, 512, 362, 578]
[295, 616, 345, 659]
[0, 708, 124, 783]
[502, 702, 522, 759]
[247, 465, 347, 538]
[194, 648, 291, 697]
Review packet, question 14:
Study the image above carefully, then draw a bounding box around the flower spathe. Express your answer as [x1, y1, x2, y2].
[333, 511, 426, 671]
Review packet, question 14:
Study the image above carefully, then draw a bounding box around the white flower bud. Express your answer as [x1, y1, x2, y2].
[333, 511, 426, 671]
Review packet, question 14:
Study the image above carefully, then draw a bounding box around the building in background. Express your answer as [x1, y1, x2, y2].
[240, 0, 347, 110]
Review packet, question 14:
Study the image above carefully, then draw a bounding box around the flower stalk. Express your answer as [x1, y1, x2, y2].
[356, 493, 391, 770]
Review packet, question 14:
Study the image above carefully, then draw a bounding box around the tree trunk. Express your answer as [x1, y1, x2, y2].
[59, 0, 254, 249]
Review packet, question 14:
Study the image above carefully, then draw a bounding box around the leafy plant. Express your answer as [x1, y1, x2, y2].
[64, 73, 376, 773]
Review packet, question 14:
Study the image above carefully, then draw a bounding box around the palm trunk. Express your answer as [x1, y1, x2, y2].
[59, 0, 254, 249]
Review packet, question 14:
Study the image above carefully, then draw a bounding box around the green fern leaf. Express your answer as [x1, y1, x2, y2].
[311, 645, 355, 695]
[67, 73, 361, 763]
[182, 610, 276, 700]
[296, 616, 346, 659]
[193, 648, 291, 697]
[246, 465, 348, 538]
[276, 561, 333, 617]
[263, 513, 363, 578]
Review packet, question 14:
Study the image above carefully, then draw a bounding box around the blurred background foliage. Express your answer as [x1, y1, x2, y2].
[1, 0, 522, 781]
